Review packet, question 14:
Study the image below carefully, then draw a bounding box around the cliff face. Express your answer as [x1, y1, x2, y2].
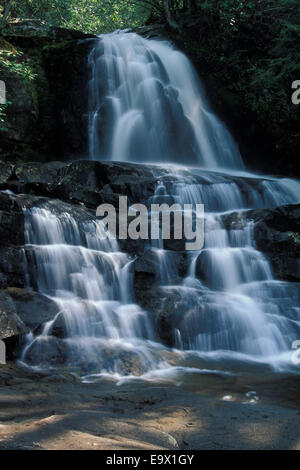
[0, 21, 96, 163]
[1, 21, 299, 176]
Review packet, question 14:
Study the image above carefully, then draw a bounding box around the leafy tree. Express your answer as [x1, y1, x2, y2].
[1, 0, 149, 33]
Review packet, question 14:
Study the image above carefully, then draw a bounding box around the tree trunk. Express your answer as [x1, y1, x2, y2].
[1, 0, 13, 26]
[163, 0, 180, 31]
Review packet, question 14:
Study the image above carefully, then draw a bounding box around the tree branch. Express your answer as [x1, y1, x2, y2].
[1, 0, 13, 26]
[163, 0, 180, 30]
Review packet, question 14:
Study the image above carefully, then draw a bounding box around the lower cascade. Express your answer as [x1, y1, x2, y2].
[19, 31, 300, 381]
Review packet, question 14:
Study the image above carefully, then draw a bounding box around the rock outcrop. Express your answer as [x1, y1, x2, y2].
[0, 287, 60, 358]
[0, 191, 25, 289]
[0, 159, 299, 355]
[217, 204, 300, 282]
[253, 204, 300, 282]
[0, 21, 96, 162]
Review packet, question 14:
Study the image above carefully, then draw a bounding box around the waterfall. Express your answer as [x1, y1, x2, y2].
[20, 31, 300, 379]
[21, 202, 164, 376]
[88, 31, 243, 169]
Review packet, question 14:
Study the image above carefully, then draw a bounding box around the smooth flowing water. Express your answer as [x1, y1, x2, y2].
[87, 31, 243, 169]
[21, 31, 300, 381]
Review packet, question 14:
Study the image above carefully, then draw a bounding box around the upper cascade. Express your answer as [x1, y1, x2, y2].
[87, 31, 244, 169]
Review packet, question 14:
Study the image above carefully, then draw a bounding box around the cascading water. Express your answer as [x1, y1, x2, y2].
[20, 31, 300, 380]
[21, 201, 166, 377]
[167, 171, 300, 362]
[88, 32, 243, 169]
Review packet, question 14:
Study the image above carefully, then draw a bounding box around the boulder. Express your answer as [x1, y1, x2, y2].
[1, 160, 162, 208]
[67, 341, 151, 376]
[253, 204, 300, 282]
[0, 161, 14, 184]
[54, 160, 103, 206]
[133, 279, 188, 347]
[0, 192, 25, 246]
[24, 336, 67, 366]
[133, 249, 188, 282]
[0, 246, 26, 289]
[0, 291, 28, 341]
[0, 291, 29, 360]
[4, 287, 59, 331]
[0, 288, 60, 359]
[48, 312, 68, 339]
[14, 161, 66, 185]
[219, 204, 300, 282]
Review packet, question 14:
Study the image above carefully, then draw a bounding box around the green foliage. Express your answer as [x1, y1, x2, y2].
[64, 0, 148, 34]
[152, 0, 300, 138]
[0, 40, 37, 130]
[2, 0, 72, 27]
[0, 49, 37, 81]
[3, 0, 149, 34]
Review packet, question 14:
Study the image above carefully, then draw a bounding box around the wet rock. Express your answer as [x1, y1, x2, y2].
[194, 250, 221, 288]
[0, 291, 29, 359]
[1, 160, 154, 211]
[253, 204, 300, 281]
[97, 346, 151, 376]
[0, 191, 20, 213]
[22, 195, 96, 227]
[48, 312, 68, 339]
[55, 160, 103, 206]
[133, 249, 188, 283]
[0, 288, 60, 359]
[0, 161, 14, 184]
[40, 372, 80, 383]
[134, 280, 186, 347]
[163, 237, 187, 252]
[219, 204, 300, 282]
[0, 247, 26, 289]
[219, 210, 249, 231]
[63, 341, 151, 376]
[112, 349, 150, 376]
[0, 66, 37, 161]
[3, 160, 157, 208]
[0, 292, 28, 340]
[15, 161, 66, 185]
[25, 336, 67, 366]
[1, 21, 96, 162]
[133, 251, 162, 278]
[6, 160, 102, 206]
[4, 287, 60, 331]
[55, 160, 158, 207]
[0, 192, 25, 246]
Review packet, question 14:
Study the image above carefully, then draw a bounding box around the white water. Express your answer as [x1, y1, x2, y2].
[20, 31, 300, 379]
[21, 203, 167, 376]
[88, 31, 243, 169]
